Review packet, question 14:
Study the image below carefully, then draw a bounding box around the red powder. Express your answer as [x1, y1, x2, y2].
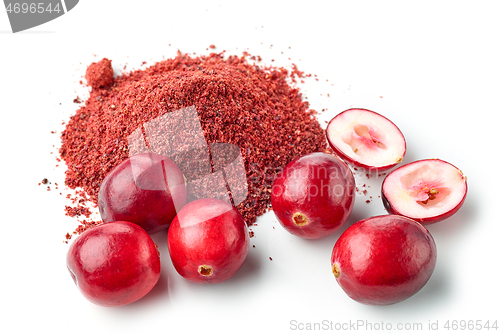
[75, 219, 102, 235]
[64, 205, 92, 218]
[85, 58, 114, 89]
[60, 51, 327, 233]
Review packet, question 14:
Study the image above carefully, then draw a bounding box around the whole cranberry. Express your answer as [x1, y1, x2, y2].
[271, 152, 355, 239]
[98, 152, 187, 234]
[331, 215, 437, 305]
[66, 221, 161, 307]
[167, 198, 250, 284]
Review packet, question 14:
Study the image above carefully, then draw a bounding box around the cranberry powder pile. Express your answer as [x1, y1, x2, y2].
[60, 51, 327, 233]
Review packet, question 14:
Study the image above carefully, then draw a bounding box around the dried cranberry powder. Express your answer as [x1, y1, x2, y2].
[85, 58, 114, 89]
[60, 52, 327, 232]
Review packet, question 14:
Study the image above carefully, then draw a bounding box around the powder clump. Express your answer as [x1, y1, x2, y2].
[85, 58, 114, 89]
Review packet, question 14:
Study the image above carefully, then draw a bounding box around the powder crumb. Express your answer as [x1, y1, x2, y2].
[85, 58, 114, 89]
[74, 220, 102, 235]
[64, 205, 92, 218]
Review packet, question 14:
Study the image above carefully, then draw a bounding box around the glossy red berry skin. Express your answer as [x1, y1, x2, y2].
[167, 198, 250, 284]
[331, 215, 437, 305]
[66, 221, 161, 307]
[98, 152, 187, 234]
[271, 152, 355, 239]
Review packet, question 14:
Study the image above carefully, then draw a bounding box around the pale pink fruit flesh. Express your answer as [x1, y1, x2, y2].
[326, 108, 406, 171]
[382, 159, 467, 224]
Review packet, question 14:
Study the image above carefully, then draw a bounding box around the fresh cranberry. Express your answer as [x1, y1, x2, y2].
[382, 159, 467, 224]
[66, 221, 161, 307]
[98, 152, 187, 234]
[167, 198, 250, 284]
[271, 152, 355, 239]
[326, 108, 406, 172]
[331, 215, 437, 305]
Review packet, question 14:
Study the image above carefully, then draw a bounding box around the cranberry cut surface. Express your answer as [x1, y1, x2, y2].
[331, 215, 437, 306]
[167, 198, 250, 284]
[271, 152, 355, 239]
[66, 221, 161, 307]
[381, 159, 467, 224]
[326, 108, 406, 171]
[98, 152, 187, 234]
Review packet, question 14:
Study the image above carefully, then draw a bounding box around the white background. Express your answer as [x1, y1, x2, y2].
[1, 1, 499, 333]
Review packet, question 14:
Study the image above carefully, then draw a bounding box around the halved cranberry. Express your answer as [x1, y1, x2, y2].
[381, 159, 467, 224]
[326, 108, 406, 172]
